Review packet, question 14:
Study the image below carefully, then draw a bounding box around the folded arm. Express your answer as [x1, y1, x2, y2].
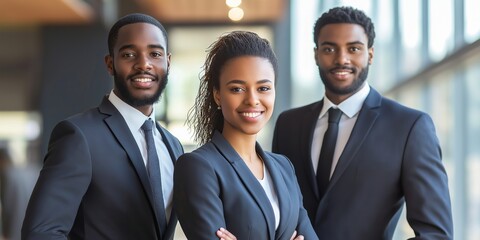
[174, 153, 227, 240]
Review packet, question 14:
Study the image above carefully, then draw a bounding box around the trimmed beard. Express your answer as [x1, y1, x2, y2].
[319, 65, 369, 95]
[113, 68, 169, 107]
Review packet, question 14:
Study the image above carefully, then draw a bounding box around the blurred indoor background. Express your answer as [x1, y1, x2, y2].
[0, 0, 478, 239]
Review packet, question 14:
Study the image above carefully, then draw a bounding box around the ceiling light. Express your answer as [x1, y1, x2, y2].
[228, 7, 244, 21]
[226, 0, 242, 8]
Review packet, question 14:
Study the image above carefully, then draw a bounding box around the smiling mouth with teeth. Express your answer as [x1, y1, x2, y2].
[242, 112, 262, 118]
[134, 78, 154, 82]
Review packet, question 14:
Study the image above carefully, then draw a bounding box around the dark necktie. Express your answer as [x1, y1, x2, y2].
[316, 108, 342, 200]
[141, 119, 167, 233]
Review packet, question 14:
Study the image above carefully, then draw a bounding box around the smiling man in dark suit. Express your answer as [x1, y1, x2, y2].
[21, 13, 183, 240]
[272, 6, 453, 240]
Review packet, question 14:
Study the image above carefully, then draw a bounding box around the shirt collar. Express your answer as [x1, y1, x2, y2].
[108, 90, 156, 132]
[320, 83, 370, 119]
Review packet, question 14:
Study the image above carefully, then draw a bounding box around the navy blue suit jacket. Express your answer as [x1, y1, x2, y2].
[272, 88, 453, 239]
[22, 96, 183, 240]
[174, 131, 318, 240]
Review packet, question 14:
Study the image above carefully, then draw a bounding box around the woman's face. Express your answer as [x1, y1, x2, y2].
[214, 56, 276, 137]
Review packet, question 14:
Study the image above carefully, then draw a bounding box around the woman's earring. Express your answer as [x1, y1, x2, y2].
[217, 105, 221, 110]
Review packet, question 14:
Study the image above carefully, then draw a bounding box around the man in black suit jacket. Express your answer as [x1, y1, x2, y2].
[21, 13, 184, 240]
[272, 6, 453, 239]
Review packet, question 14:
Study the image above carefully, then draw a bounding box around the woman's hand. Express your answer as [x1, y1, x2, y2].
[216, 227, 237, 240]
[216, 227, 304, 240]
[291, 230, 305, 240]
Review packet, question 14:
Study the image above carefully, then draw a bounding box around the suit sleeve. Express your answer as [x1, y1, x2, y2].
[402, 114, 453, 239]
[272, 112, 286, 153]
[22, 120, 92, 239]
[173, 153, 225, 240]
[285, 157, 319, 240]
[294, 185, 318, 239]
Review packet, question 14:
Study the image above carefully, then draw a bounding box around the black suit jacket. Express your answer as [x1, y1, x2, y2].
[272, 88, 453, 239]
[22, 96, 183, 240]
[174, 131, 318, 240]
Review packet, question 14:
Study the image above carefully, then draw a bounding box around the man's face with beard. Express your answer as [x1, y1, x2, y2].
[113, 68, 168, 107]
[314, 23, 373, 103]
[105, 22, 171, 110]
[319, 61, 368, 95]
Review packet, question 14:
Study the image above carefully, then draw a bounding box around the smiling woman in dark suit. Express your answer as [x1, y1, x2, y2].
[173, 31, 317, 240]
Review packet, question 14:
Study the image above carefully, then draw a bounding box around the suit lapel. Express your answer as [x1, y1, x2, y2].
[304, 101, 324, 199]
[261, 150, 291, 240]
[327, 89, 381, 193]
[156, 123, 182, 239]
[212, 132, 276, 239]
[99, 97, 153, 198]
[156, 123, 183, 163]
[98, 97, 162, 238]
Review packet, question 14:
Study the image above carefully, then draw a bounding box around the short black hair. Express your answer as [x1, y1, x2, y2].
[313, 6, 375, 48]
[107, 13, 168, 56]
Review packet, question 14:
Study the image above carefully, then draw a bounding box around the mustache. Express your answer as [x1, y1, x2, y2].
[127, 71, 157, 80]
[330, 66, 356, 73]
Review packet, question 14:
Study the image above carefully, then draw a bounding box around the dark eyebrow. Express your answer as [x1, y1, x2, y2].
[320, 41, 365, 46]
[226, 80, 246, 85]
[147, 44, 166, 51]
[347, 41, 365, 46]
[257, 79, 273, 84]
[226, 79, 273, 85]
[118, 44, 166, 52]
[118, 44, 134, 52]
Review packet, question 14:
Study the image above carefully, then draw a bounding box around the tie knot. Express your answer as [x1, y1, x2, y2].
[141, 119, 154, 132]
[328, 108, 342, 124]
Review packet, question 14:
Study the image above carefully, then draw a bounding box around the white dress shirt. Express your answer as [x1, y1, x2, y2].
[258, 164, 280, 230]
[311, 84, 370, 178]
[108, 90, 174, 220]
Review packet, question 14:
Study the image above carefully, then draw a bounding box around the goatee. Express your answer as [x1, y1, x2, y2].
[319, 65, 368, 95]
[114, 69, 169, 107]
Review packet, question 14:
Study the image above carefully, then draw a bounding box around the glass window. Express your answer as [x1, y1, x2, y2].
[400, 0, 423, 75]
[338, 0, 372, 14]
[465, 59, 480, 240]
[464, 0, 480, 43]
[429, 0, 454, 61]
[290, 0, 320, 107]
[369, 0, 394, 92]
[391, 82, 425, 111]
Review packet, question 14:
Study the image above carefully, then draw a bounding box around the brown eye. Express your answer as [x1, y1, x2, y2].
[323, 47, 334, 53]
[122, 52, 135, 58]
[258, 86, 271, 92]
[151, 52, 163, 58]
[230, 87, 243, 93]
